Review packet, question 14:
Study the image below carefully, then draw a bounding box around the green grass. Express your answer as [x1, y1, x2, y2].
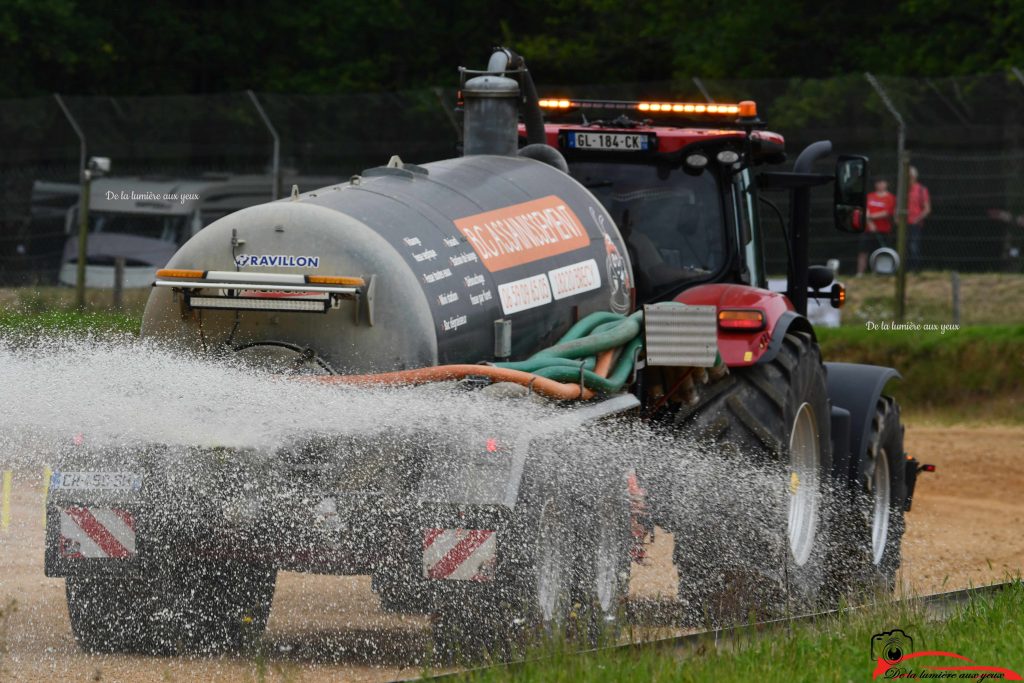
[0, 599, 14, 675]
[0, 285, 150, 315]
[2, 289, 1020, 422]
[0, 309, 141, 336]
[447, 581, 1024, 683]
[835, 271, 1024, 328]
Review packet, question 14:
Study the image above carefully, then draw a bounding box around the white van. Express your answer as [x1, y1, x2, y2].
[36, 174, 337, 288]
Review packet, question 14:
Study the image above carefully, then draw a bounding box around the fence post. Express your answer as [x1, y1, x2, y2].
[434, 87, 462, 141]
[951, 271, 961, 325]
[865, 73, 909, 321]
[1012, 66, 1024, 88]
[113, 256, 125, 310]
[247, 90, 281, 200]
[895, 153, 910, 322]
[692, 77, 714, 103]
[54, 94, 90, 309]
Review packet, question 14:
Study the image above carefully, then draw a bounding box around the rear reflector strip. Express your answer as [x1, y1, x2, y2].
[188, 296, 328, 312]
[423, 528, 497, 581]
[60, 506, 136, 559]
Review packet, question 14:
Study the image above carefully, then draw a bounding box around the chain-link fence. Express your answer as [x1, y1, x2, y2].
[2, 72, 1023, 285]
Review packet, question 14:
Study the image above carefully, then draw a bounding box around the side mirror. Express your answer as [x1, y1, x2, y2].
[834, 155, 868, 233]
[808, 264, 834, 290]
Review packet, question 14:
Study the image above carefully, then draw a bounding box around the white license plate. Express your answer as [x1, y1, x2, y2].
[567, 131, 651, 151]
[52, 471, 142, 491]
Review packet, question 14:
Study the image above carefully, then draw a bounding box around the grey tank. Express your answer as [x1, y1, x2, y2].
[141, 155, 633, 373]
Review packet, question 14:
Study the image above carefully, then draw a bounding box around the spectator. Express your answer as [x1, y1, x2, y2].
[857, 178, 896, 275]
[907, 166, 931, 272]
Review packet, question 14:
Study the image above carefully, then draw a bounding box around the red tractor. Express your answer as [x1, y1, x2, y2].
[506, 49, 923, 621]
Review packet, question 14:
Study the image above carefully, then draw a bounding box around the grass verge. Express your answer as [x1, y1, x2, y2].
[839, 271, 1024, 328]
[0, 309, 141, 336]
[447, 581, 1024, 683]
[1, 301, 1019, 422]
[817, 325, 1024, 424]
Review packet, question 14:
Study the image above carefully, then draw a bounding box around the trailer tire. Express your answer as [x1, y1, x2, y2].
[830, 396, 907, 593]
[66, 573, 159, 653]
[152, 559, 276, 654]
[431, 458, 591, 660]
[575, 473, 633, 644]
[669, 331, 833, 625]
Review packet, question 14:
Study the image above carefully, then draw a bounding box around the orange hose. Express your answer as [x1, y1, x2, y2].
[309, 364, 595, 400]
[594, 349, 615, 378]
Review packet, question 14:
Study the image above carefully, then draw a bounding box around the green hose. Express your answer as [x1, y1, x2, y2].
[493, 310, 645, 395]
[495, 355, 597, 374]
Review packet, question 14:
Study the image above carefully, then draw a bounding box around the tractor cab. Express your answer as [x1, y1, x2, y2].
[523, 98, 787, 306]
[522, 98, 866, 316]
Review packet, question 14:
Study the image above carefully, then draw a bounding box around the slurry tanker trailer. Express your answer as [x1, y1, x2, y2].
[45, 48, 926, 654]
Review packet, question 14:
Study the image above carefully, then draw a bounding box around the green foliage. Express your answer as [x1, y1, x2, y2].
[2, 0, 1023, 97]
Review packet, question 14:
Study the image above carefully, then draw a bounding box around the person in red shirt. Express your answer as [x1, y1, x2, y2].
[857, 178, 896, 275]
[907, 166, 932, 271]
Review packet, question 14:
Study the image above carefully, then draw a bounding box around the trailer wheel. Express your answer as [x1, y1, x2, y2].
[670, 331, 833, 625]
[431, 463, 590, 661]
[831, 396, 907, 592]
[430, 492, 577, 661]
[576, 474, 633, 644]
[66, 573, 158, 653]
[152, 560, 276, 654]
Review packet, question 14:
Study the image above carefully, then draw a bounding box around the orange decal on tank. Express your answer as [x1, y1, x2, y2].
[454, 195, 590, 272]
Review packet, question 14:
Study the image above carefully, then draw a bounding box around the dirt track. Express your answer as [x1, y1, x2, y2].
[1, 423, 1021, 682]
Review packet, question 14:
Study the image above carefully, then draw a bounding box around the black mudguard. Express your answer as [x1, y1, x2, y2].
[758, 311, 816, 365]
[824, 361, 901, 484]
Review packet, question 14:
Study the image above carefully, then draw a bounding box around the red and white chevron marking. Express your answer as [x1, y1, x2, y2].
[59, 506, 136, 559]
[422, 528, 496, 581]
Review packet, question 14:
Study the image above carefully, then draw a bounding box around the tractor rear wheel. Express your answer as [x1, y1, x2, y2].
[669, 331, 834, 626]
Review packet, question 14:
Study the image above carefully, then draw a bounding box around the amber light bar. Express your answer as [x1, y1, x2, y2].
[538, 98, 757, 118]
[155, 269, 365, 288]
[153, 269, 364, 302]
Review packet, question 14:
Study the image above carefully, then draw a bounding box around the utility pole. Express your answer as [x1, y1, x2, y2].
[247, 90, 281, 200]
[76, 171, 92, 307]
[54, 94, 89, 308]
[865, 73, 909, 322]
